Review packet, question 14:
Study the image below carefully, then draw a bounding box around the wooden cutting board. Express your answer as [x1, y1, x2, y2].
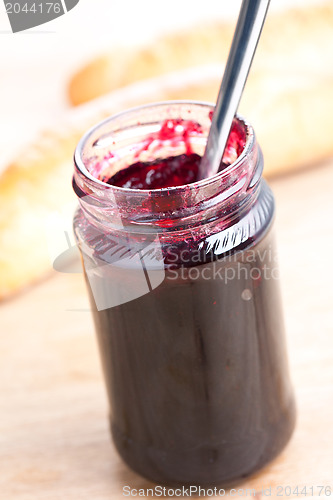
[1, 159, 333, 500]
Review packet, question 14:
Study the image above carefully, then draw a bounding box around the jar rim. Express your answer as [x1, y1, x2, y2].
[74, 100, 255, 195]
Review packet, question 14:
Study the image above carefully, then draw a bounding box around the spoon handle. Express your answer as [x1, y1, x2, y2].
[199, 0, 270, 180]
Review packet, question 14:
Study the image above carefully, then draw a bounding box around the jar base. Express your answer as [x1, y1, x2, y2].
[110, 399, 296, 487]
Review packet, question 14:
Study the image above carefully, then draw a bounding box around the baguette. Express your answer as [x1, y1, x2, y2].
[69, 2, 333, 105]
[1, 2, 333, 300]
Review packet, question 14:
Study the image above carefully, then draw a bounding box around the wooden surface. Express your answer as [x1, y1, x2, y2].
[1, 159, 333, 499]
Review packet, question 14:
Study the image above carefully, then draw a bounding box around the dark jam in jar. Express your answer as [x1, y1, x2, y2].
[104, 119, 245, 190]
[106, 153, 202, 189]
[73, 103, 296, 487]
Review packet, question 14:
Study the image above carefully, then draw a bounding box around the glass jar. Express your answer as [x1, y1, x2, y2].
[73, 101, 296, 487]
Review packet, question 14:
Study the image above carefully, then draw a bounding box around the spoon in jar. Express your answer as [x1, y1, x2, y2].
[198, 0, 270, 180]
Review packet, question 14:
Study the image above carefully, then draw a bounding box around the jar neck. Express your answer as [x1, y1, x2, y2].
[73, 102, 262, 236]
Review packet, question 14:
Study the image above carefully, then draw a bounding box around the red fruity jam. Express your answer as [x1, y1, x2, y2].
[106, 153, 202, 189]
[102, 119, 246, 189]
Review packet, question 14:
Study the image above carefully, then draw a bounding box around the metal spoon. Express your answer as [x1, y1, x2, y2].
[198, 0, 270, 180]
